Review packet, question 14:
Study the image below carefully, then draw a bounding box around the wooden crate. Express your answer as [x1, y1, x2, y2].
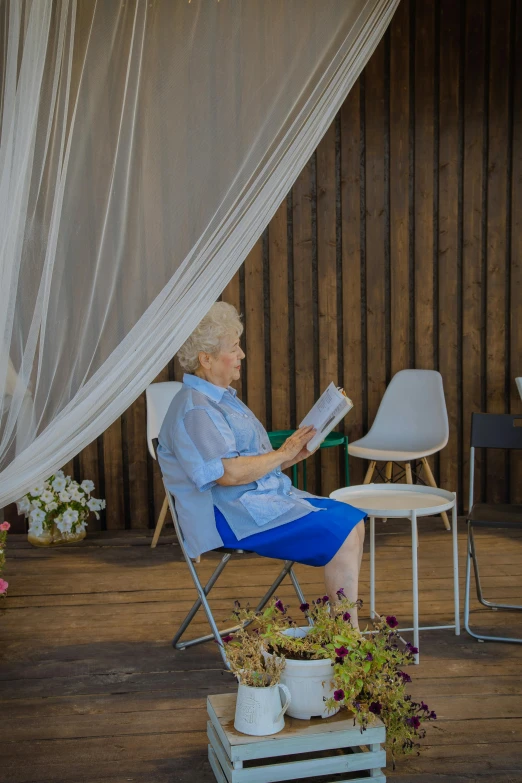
[207, 693, 386, 783]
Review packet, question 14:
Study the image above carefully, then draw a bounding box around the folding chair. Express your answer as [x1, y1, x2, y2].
[464, 413, 522, 644]
[157, 465, 310, 668]
[145, 381, 310, 666]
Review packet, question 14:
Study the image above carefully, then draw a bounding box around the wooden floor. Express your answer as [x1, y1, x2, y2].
[1, 518, 522, 783]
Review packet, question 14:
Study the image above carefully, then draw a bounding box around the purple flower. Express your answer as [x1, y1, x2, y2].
[353, 701, 362, 711]
[420, 701, 430, 712]
[365, 653, 373, 662]
[369, 702, 382, 715]
[299, 602, 310, 612]
[386, 615, 398, 628]
[342, 612, 351, 622]
[398, 671, 412, 684]
[275, 599, 285, 613]
[333, 689, 345, 702]
[334, 646, 349, 658]
[336, 588, 346, 599]
[214, 635, 234, 644]
[335, 656, 345, 665]
[406, 642, 419, 655]
[322, 595, 330, 604]
[406, 716, 421, 730]
[429, 711, 437, 720]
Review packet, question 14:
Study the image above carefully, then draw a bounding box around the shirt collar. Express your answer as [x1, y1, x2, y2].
[183, 373, 237, 402]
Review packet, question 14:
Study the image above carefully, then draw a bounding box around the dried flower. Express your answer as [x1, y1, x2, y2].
[336, 588, 346, 599]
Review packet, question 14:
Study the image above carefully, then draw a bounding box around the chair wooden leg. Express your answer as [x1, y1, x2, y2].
[385, 462, 393, 482]
[151, 495, 169, 548]
[363, 461, 376, 484]
[405, 462, 413, 484]
[421, 457, 451, 531]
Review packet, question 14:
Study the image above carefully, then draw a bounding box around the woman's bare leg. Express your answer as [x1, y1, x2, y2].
[324, 520, 365, 629]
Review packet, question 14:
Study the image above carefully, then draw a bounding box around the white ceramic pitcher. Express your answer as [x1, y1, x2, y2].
[234, 682, 291, 736]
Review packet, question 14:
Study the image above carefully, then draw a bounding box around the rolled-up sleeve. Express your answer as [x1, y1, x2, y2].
[172, 406, 238, 491]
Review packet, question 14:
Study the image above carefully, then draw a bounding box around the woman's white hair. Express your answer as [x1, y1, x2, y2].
[177, 301, 243, 373]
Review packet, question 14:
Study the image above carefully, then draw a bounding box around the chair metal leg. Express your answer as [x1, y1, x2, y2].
[464, 522, 522, 644]
[344, 436, 350, 487]
[173, 553, 310, 663]
[173, 553, 232, 649]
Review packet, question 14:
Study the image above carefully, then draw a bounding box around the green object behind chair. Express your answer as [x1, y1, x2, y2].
[267, 430, 350, 491]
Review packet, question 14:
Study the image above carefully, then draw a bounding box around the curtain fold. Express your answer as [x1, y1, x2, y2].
[0, 0, 399, 507]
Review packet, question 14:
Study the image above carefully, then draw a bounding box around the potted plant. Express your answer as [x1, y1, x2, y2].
[224, 593, 436, 759]
[16, 471, 105, 547]
[222, 614, 291, 736]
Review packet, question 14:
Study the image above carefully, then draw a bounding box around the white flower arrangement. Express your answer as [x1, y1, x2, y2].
[16, 470, 105, 541]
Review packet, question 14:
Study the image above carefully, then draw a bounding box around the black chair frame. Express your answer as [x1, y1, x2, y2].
[464, 413, 522, 644]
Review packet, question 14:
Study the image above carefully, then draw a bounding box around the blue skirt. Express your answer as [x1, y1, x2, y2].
[214, 498, 366, 567]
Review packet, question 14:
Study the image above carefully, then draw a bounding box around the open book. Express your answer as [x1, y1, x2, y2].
[299, 382, 353, 452]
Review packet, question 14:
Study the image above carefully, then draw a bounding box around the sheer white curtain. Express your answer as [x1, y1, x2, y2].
[0, 0, 398, 507]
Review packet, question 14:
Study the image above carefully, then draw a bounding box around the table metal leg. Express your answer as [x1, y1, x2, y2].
[370, 516, 376, 620]
[411, 509, 420, 664]
[344, 436, 350, 487]
[452, 498, 460, 635]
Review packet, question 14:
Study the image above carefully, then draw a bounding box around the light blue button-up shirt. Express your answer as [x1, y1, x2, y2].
[157, 373, 322, 558]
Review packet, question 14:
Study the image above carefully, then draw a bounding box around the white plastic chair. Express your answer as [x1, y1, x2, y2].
[516, 377, 522, 400]
[348, 369, 451, 530]
[146, 381, 183, 547]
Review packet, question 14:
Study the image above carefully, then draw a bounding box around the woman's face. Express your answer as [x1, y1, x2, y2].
[197, 333, 245, 388]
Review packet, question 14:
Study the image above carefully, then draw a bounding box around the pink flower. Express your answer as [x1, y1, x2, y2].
[0, 578, 8, 594]
[0, 521, 10, 531]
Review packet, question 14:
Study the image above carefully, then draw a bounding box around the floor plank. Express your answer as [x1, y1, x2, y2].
[1, 519, 521, 782]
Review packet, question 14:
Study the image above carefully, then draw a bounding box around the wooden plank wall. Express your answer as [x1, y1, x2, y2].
[5, 0, 522, 532]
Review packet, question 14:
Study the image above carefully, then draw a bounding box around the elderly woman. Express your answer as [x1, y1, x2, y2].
[158, 302, 366, 626]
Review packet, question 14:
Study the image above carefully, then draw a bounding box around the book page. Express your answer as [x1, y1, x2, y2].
[299, 382, 353, 451]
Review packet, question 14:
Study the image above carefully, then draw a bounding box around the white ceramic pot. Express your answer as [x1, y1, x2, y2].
[234, 682, 291, 736]
[268, 627, 339, 720]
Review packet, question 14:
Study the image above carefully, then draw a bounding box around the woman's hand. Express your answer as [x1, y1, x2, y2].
[278, 426, 316, 463]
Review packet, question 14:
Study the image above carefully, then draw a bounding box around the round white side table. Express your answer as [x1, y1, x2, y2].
[330, 483, 460, 663]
